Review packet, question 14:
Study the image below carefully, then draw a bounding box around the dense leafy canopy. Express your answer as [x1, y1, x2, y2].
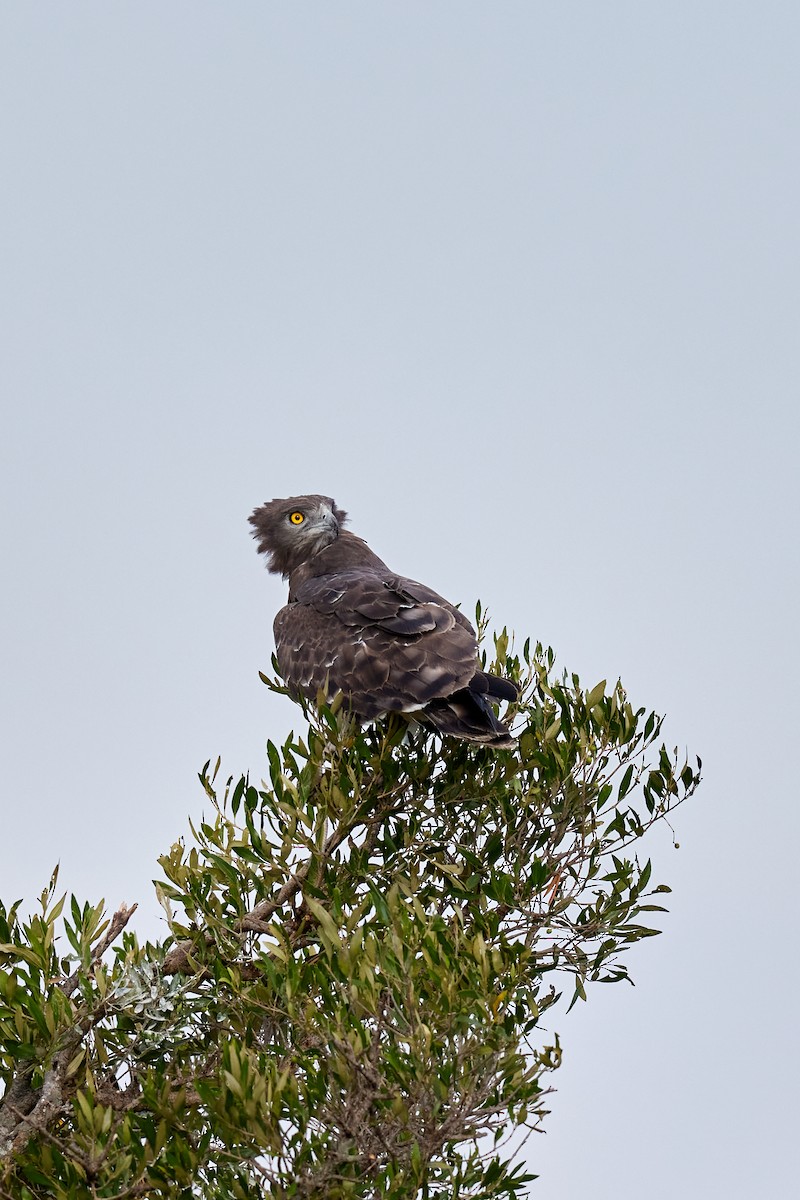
[0, 627, 699, 1198]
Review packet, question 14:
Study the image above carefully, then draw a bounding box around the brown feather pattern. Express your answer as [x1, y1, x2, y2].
[249, 495, 517, 747]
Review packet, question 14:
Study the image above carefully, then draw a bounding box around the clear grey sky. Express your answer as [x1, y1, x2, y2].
[1, 4, 798, 1195]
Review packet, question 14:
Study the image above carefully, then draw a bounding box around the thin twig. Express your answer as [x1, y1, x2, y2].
[61, 903, 138, 998]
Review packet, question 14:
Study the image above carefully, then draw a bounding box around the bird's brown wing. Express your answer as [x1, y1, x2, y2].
[274, 569, 478, 719]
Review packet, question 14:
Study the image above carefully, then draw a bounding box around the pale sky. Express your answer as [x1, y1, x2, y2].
[1, 4, 798, 1196]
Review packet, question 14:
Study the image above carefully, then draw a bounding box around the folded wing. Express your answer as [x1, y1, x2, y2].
[275, 569, 480, 719]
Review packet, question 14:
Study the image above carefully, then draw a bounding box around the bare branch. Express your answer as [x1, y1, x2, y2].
[60, 902, 139, 998]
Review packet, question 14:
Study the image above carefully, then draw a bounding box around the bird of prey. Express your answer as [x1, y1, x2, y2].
[249, 494, 517, 747]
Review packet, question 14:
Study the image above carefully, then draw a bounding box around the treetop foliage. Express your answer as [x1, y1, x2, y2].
[0, 622, 700, 1198]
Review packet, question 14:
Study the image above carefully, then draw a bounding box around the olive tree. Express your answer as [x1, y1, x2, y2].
[0, 627, 700, 1198]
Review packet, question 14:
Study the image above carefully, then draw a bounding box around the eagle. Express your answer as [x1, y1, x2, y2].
[249, 494, 517, 747]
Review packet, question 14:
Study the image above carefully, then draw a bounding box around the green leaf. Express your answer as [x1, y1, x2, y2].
[303, 895, 341, 953]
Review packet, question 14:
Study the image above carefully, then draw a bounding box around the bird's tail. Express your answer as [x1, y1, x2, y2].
[422, 672, 518, 748]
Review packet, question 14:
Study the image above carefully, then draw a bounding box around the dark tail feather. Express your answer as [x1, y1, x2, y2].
[470, 670, 519, 704]
[422, 678, 516, 748]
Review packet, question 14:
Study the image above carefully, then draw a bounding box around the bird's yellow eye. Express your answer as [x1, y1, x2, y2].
[289, 511, 305, 525]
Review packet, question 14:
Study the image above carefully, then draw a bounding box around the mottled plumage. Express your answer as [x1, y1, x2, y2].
[249, 494, 517, 747]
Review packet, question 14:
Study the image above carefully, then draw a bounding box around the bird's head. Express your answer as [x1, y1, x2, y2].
[248, 494, 347, 577]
